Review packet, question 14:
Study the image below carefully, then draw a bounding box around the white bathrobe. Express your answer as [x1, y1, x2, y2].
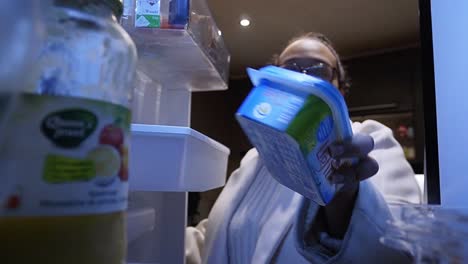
[186, 120, 422, 263]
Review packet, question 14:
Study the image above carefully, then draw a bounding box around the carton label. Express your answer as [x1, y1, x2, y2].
[135, 0, 161, 28]
[237, 85, 339, 205]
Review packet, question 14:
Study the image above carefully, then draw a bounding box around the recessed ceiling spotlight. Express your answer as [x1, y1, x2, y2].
[240, 19, 251, 27]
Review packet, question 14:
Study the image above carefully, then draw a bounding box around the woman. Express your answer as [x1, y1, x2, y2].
[186, 32, 421, 263]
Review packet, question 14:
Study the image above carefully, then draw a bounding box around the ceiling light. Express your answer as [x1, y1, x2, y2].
[240, 19, 251, 27]
[218, 30, 222, 36]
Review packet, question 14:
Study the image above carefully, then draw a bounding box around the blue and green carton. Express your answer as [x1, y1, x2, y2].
[236, 66, 353, 205]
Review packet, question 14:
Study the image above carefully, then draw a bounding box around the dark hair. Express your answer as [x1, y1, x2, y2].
[272, 32, 351, 95]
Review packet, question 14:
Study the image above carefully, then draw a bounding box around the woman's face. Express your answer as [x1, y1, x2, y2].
[278, 38, 341, 92]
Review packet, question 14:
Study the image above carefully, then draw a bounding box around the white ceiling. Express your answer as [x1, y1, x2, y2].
[207, 0, 420, 76]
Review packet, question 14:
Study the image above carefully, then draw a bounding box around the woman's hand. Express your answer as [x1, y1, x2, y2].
[329, 133, 379, 186]
[323, 134, 379, 238]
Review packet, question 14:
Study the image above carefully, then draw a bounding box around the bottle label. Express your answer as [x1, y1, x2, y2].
[0, 94, 130, 217]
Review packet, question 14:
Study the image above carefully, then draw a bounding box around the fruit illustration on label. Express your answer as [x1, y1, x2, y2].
[98, 120, 129, 182]
[99, 124, 124, 149]
[87, 146, 121, 186]
[5, 195, 20, 210]
[4, 186, 22, 210]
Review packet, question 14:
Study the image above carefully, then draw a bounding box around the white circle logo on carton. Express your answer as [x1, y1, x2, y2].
[253, 102, 272, 119]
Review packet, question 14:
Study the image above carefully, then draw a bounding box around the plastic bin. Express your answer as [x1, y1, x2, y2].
[130, 124, 230, 191]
